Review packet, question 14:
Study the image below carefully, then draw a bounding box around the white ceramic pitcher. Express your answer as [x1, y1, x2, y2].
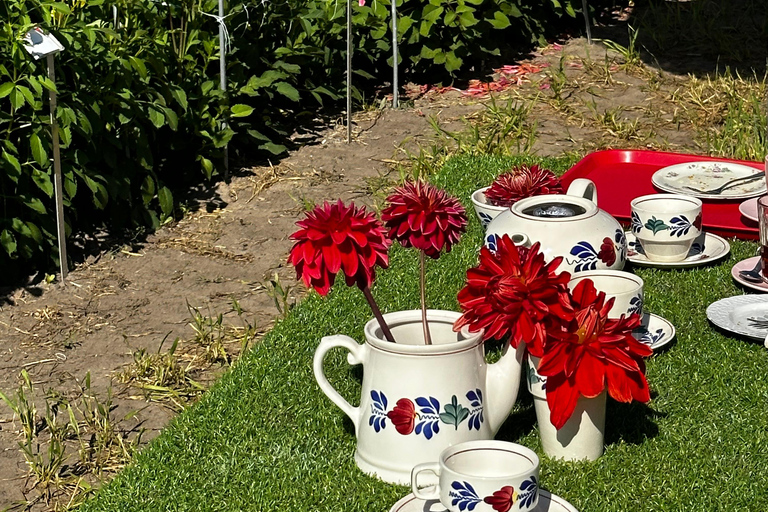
[314, 310, 525, 485]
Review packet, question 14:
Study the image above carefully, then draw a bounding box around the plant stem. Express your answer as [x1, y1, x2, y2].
[362, 286, 395, 343]
[420, 251, 432, 345]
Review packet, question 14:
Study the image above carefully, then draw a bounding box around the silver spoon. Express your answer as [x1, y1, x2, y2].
[739, 258, 764, 283]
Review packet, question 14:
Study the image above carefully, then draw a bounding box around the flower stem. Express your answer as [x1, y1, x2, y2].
[420, 251, 432, 345]
[362, 286, 395, 343]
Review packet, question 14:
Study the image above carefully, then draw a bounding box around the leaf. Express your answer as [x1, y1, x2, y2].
[247, 129, 270, 142]
[275, 82, 300, 102]
[230, 104, 254, 118]
[148, 107, 165, 128]
[128, 56, 148, 80]
[488, 11, 511, 29]
[1, 230, 16, 256]
[445, 51, 463, 72]
[9, 88, 23, 109]
[22, 196, 46, 214]
[48, 2, 72, 15]
[0, 82, 14, 98]
[2, 150, 21, 177]
[141, 175, 155, 205]
[30, 133, 47, 166]
[162, 108, 178, 131]
[259, 142, 286, 155]
[32, 169, 54, 197]
[16, 86, 35, 108]
[171, 88, 188, 110]
[158, 186, 173, 215]
[200, 157, 214, 179]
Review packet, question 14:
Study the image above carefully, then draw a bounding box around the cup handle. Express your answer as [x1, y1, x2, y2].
[566, 178, 597, 205]
[313, 334, 367, 430]
[411, 462, 441, 500]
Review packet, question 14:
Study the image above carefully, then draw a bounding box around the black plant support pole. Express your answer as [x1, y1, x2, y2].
[420, 252, 432, 345]
[362, 286, 395, 343]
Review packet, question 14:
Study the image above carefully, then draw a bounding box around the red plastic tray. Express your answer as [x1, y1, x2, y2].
[559, 150, 765, 240]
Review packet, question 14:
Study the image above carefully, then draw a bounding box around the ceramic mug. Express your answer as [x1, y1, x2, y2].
[568, 270, 643, 318]
[411, 440, 539, 512]
[630, 194, 702, 262]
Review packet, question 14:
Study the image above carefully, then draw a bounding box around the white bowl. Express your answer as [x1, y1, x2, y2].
[471, 187, 508, 230]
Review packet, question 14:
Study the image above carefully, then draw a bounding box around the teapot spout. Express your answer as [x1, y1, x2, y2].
[485, 342, 526, 435]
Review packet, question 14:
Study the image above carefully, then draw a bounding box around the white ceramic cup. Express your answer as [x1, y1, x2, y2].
[630, 194, 702, 262]
[411, 440, 539, 512]
[471, 187, 508, 230]
[568, 270, 643, 318]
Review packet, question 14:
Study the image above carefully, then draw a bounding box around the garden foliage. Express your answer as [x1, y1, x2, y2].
[0, 0, 578, 278]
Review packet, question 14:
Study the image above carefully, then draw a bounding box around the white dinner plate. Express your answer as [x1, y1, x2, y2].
[652, 161, 764, 200]
[706, 294, 768, 341]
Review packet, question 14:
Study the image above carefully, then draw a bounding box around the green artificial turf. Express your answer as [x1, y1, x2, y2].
[81, 155, 768, 511]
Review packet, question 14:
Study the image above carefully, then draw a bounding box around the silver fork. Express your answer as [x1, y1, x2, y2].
[683, 171, 764, 195]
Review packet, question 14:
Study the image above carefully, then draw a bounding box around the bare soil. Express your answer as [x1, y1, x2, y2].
[0, 35, 710, 508]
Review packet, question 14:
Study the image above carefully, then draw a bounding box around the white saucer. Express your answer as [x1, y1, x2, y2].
[652, 161, 765, 200]
[731, 256, 768, 292]
[739, 197, 758, 223]
[632, 312, 675, 351]
[706, 294, 768, 341]
[389, 490, 578, 512]
[625, 231, 730, 268]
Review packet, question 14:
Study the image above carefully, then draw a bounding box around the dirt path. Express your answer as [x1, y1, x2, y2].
[0, 36, 706, 507]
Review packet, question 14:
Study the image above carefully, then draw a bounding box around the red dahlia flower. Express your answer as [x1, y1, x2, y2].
[485, 165, 563, 208]
[288, 200, 390, 296]
[381, 181, 468, 259]
[453, 235, 570, 356]
[538, 279, 652, 429]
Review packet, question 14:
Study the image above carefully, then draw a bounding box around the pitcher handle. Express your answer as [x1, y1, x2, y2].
[566, 178, 597, 205]
[313, 334, 366, 429]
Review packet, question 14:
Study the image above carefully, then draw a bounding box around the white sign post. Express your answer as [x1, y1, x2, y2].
[391, 0, 398, 108]
[22, 27, 68, 280]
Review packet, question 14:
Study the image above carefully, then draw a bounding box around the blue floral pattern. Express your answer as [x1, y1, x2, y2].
[449, 481, 483, 511]
[478, 212, 494, 228]
[369, 390, 388, 432]
[414, 397, 442, 439]
[518, 476, 538, 509]
[636, 327, 665, 346]
[631, 211, 643, 233]
[485, 233, 499, 253]
[466, 389, 484, 431]
[568, 240, 600, 272]
[669, 215, 694, 237]
[628, 295, 643, 315]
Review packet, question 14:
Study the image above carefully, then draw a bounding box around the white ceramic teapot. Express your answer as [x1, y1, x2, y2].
[314, 310, 525, 485]
[485, 178, 626, 274]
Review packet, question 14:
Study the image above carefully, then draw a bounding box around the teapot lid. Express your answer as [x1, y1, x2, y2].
[511, 194, 598, 222]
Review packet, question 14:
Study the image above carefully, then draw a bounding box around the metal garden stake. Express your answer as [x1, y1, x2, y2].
[391, 0, 398, 108]
[22, 28, 67, 280]
[347, 0, 352, 143]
